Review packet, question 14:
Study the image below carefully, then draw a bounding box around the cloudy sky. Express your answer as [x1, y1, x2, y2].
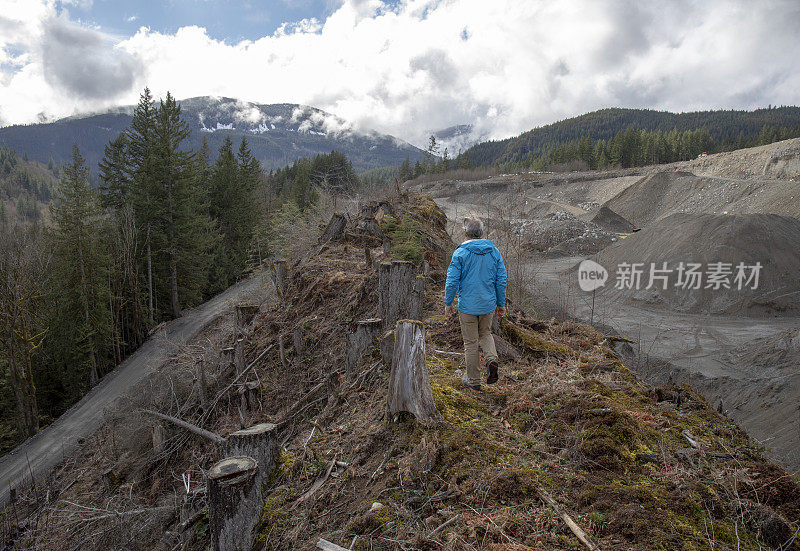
[0, 0, 798, 147]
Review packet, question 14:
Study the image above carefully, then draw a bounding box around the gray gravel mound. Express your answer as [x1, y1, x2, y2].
[595, 213, 800, 316]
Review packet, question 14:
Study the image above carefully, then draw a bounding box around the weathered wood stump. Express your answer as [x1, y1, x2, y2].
[346, 318, 382, 380]
[223, 423, 278, 484]
[408, 275, 425, 322]
[387, 320, 440, 424]
[378, 260, 416, 331]
[319, 212, 347, 244]
[233, 338, 245, 376]
[272, 259, 288, 297]
[195, 359, 208, 411]
[237, 381, 261, 412]
[220, 346, 235, 374]
[234, 304, 258, 335]
[292, 327, 305, 357]
[152, 423, 165, 454]
[207, 456, 261, 551]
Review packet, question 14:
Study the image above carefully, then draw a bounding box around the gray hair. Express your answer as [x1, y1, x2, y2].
[463, 217, 484, 238]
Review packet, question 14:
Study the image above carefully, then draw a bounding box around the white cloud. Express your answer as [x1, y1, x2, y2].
[1, 0, 799, 147]
[126, 15, 137, 23]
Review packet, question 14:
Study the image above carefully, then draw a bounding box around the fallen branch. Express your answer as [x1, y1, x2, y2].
[316, 539, 351, 551]
[431, 349, 464, 357]
[292, 458, 336, 508]
[274, 374, 333, 427]
[538, 490, 601, 551]
[141, 409, 225, 445]
[429, 513, 460, 537]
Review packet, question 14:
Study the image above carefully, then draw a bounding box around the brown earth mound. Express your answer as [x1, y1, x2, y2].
[595, 213, 800, 316]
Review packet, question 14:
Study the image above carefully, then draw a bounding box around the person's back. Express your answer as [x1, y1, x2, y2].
[444, 218, 507, 390]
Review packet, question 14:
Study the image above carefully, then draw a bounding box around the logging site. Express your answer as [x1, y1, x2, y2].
[2, 2, 800, 549]
[1, 188, 798, 550]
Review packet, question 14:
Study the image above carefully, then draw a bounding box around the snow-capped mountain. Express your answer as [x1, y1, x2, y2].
[0, 97, 426, 172]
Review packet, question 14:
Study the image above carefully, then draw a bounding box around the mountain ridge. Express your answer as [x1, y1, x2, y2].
[0, 96, 427, 173]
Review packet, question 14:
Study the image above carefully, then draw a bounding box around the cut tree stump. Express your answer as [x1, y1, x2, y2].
[238, 381, 261, 412]
[319, 212, 347, 244]
[378, 261, 416, 331]
[293, 327, 305, 357]
[195, 359, 209, 411]
[272, 259, 288, 297]
[408, 275, 425, 322]
[234, 304, 258, 335]
[223, 423, 278, 484]
[346, 318, 382, 380]
[220, 346, 235, 374]
[234, 338, 245, 377]
[387, 320, 440, 424]
[207, 456, 261, 551]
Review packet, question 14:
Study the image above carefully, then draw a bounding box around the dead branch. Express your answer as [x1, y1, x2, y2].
[538, 489, 601, 551]
[140, 409, 225, 445]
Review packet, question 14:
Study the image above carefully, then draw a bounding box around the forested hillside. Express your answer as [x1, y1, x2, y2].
[0, 88, 358, 455]
[463, 106, 800, 170]
[0, 97, 426, 173]
[0, 146, 60, 223]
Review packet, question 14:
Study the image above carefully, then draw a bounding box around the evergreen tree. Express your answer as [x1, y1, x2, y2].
[48, 145, 109, 387]
[152, 92, 211, 316]
[98, 133, 130, 210]
[126, 88, 158, 324]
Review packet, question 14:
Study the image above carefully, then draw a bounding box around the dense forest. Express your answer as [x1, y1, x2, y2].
[461, 106, 800, 171]
[0, 89, 355, 453]
[0, 146, 60, 223]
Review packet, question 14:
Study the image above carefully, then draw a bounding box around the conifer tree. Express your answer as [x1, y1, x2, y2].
[49, 145, 109, 387]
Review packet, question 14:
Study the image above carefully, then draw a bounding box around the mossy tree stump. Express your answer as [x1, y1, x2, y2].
[387, 320, 440, 424]
[207, 456, 261, 551]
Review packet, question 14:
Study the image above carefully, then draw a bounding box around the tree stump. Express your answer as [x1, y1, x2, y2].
[272, 259, 288, 297]
[223, 423, 278, 484]
[319, 212, 347, 244]
[220, 346, 235, 374]
[237, 381, 261, 412]
[378, 261, 416, 331]
[207, 456, 261, 551]
[234, 338, 245, 377]
[195, 359, 208, 411]
[408, 275, 425, 322]
[380, 329, 395, 369]
[346, 318, 382, 380]
[387, 320, 440, 424]
[293, 327, 305, 357]
[152, 423, 165, 454]
[234, 304, 258, 335]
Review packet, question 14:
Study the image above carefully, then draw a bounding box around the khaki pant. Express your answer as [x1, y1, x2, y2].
[458, 312, 498, 386]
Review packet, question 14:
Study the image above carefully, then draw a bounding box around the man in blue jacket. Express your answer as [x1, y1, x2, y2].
[444, 218, 507, 390]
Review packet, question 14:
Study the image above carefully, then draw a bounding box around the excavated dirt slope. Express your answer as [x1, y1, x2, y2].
[594, 213, 800, 316]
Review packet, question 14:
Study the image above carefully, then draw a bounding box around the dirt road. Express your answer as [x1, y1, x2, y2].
[0, 272, 270, 506]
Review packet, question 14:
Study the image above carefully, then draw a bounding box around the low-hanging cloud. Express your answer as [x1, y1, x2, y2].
[0, 0, 799, 148]
[42, 17, 143, 100]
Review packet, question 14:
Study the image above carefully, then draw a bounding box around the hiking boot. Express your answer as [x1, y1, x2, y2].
[486, 360, 499, 384]
[462, 374, 482, 391]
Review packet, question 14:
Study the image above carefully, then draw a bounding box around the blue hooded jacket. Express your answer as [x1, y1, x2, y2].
[444, 239, 507, 315]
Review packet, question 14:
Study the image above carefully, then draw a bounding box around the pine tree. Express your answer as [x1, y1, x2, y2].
[98, 133, 130, 210]
[126, 88, 158, 324]
[49, 144, 109, 387]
